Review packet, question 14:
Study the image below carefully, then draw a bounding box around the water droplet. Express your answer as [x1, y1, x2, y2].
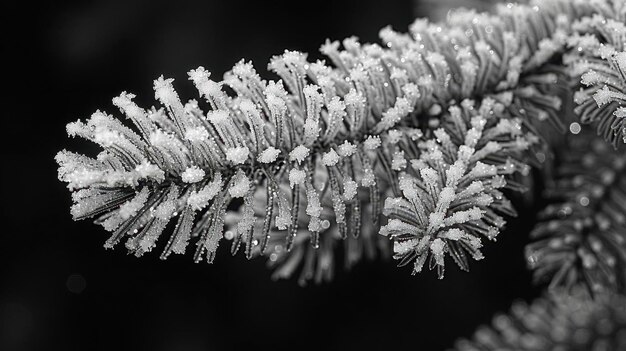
[321, 220, 330, 230]
[558, 206, 572, 218]
[579, 196, 589, 206]
[569, 122, 581, 134]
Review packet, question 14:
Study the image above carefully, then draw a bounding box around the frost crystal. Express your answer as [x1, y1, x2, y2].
[153, 76, 181, 109]
[185, 127, 209, 142]
[187, 173, 223, 211]
[288, 168, 306, 188]
[257, 147, 281, 163]
[289, 145, 310, 163]
[226, 146, 250, 165]
[119, 188, 150, 220]
[343, 179, 358, 201]
[363, 136, 381, 150]
[229, 170, 250, 198]
[322, 149, 340, 167]
[181, 166, 205, 183]
[337, 141, 357, 157]
[135, 161, 165, 182]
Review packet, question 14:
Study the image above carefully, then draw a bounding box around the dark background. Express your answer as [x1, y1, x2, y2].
[2, 1, 541, 350]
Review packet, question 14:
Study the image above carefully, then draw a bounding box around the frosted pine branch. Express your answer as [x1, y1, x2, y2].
[380, 97, 532, 278]
[567, 4, 626, 146]
[223, 173, 389, 285]
[57, 0, 608, 282]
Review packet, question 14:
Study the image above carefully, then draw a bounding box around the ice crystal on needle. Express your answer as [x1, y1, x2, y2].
[224, 166, 388, 285]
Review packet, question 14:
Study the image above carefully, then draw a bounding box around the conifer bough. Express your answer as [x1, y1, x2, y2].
[526, 130, 626, 294]
[57, 0, 625, 287]
[453, 289, 626, 351]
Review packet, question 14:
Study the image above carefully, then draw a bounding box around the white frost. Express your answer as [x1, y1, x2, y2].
[257, 147, 281, 164]
[322, 149, 340, 167]
[181, 166, 205, 183]
[229, 170, 250, 198]
[289, 145, 310, 163]
[226, 146, 250, 165]
[289, 168, 306, 188]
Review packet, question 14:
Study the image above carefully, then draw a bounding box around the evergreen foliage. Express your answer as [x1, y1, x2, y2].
[526, 131, 626, 294]
[56, 0, 626, 348]
[454, 289, 626, 351]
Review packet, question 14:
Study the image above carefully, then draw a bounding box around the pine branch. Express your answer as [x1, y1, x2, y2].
[222, 168, 390, 285]
[567, 3, 626, 146]
[525, 130, 626, 294]
[56, 0, 604, 282]
[452, 289, 626, 351]
[380, 97, 532, 278]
